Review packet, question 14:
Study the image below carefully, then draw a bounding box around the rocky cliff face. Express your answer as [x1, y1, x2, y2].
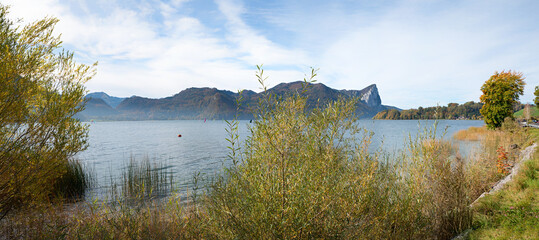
[80, 82, 394, 120]
[341, 84, 381, 108]
[359, 84, 381, 107]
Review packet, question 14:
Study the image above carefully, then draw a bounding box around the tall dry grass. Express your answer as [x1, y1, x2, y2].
[459, 117, 532, 199]
[454, 126, 489, 141]
[400, 127, 473, 239]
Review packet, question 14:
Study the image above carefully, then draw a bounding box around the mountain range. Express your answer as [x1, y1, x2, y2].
[76, 82, 396, 121]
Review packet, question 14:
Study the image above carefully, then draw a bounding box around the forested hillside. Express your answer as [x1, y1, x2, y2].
[373, 102, 483, 120]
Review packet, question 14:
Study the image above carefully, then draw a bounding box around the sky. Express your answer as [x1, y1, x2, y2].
[3, 0, 539, 109]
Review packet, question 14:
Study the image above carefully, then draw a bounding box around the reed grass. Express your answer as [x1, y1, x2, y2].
[0, 194, 202, 239]
[452, 118, 534, 200]
[454, 126, 489, 141]
[52, 159, 93, 200]
[119, 156, 175, 201]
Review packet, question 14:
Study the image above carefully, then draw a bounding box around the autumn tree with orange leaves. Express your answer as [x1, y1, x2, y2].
[480, 71, 525, 129]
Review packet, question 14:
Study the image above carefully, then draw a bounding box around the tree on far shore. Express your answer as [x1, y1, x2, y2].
[480, 71, 525, 129]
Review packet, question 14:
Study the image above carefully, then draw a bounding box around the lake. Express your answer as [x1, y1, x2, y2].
[78, 120, 484, 198]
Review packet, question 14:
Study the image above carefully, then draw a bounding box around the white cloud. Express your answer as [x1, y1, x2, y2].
[312, 1, 539, 108]
[215, 0, 310, 66]
[3, 0, 538, 108]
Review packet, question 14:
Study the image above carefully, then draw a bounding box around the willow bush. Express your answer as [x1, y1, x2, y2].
[0, 4, 95, 218]
[200, 67, 438, 239]
[401, 127, 473, 239]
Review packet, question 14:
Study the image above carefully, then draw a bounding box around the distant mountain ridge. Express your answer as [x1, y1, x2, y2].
[85, 92, 126, 108]
[77, 82, 396, 121]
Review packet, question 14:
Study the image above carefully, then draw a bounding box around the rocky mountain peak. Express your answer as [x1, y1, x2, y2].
[360, 84, 381, 107]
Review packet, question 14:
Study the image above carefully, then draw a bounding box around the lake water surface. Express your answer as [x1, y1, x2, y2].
[78, 120, 484, 197]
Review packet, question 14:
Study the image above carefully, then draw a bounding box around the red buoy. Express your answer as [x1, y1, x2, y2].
[178, 134, 182, 137]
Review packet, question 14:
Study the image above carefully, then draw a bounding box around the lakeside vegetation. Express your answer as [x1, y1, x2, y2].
[459, 127, 539, 239]
[0, 4, 95, 219]
[373, 101, 484, 120]
[2, 65, 537, 239]
[373, 102, 536, 121]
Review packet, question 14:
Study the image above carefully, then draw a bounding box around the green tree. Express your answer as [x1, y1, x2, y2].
[479, 71, 525, 129]
[535, 85, 538, 106]
[0, 4, 95, 218]
[386, 108, 401, 119]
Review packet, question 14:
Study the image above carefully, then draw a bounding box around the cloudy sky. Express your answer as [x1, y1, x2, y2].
[4, 0, 538, 109]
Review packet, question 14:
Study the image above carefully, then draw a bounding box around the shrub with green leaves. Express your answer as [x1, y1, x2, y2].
[0, 4, 95, 218]
[202, 67, 426, 239]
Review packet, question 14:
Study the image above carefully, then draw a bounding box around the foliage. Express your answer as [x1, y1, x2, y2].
[0, 4, 95, 218]
[496, 146, 510, 174]
[480, 71, 525, 129]
[373, 108, 402, 119]
[373, 101, 483, 120]
[535, 86, 539, 106]
[205, 68, 388, 238]
[199, 67, 476, 239]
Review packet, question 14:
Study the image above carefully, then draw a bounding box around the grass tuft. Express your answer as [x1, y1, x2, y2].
[52, 159, 93, 200]
[119, 156, 175, 201]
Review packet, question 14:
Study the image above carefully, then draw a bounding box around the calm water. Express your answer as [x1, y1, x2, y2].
[78, 120, 484, 197]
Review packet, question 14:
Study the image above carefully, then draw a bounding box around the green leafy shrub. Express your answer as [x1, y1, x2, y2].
[201, 67, 473, 239]
[0, 4, 95, 218]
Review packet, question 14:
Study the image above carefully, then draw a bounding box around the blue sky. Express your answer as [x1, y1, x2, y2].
[4, 0, 538, 109]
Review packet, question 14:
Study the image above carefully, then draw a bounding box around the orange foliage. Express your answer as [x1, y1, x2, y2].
[496, 146, 510, 174]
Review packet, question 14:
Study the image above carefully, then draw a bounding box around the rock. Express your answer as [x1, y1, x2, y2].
[359, 84, 382, 107]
